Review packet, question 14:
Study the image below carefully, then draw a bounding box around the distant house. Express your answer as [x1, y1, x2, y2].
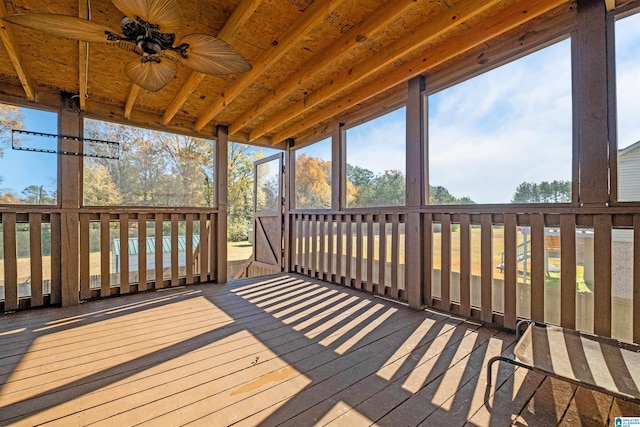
[618, 140, 640, 201]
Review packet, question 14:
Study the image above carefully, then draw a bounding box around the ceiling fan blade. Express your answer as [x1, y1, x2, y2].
[124, 57, 177, 92]
[176, 34, 251, 75]
[2, 14, 115, 43]
[110, 0, 183, 33]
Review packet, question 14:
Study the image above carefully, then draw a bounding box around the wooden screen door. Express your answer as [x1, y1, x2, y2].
[252, 153, 284, 273]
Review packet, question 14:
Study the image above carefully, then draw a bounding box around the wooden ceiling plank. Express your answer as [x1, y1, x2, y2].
[605, 0, 616, 11]
[272, 0, 569, 144]
[161, 0, 264, 125]
[78, 0, 88, 111]
[124, 84, 140, 119]
[0, 3, 35, 101]
[194, 0, 345, 132]
[228, 0, 419, 137]
[250, 0, 501, 141]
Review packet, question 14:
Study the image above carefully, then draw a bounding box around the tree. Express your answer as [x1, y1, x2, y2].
[511, 180, 571, 203]
[295, 154, 331, 208]
[228, 142, 262, 241]
[346, 164, 405, 208]
[84, 162, 123, 205]
[21, 185, 54, 204]
[0, 104, 24, 156]
[429, 185, 475, 205]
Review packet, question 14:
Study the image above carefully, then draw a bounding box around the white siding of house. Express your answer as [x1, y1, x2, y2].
[618, 146, 640, 201]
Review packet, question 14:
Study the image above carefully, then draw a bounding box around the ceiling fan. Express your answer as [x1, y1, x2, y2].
[2, 0, 252, 92]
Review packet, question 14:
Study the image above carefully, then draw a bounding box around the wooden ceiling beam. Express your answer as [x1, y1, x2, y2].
[161, 0, 264, 125]
[124, 84, 140, 119]
[605, 0, 616, 11]
[249, 0, 501, 142]
[228, 0, 419, 137]
[78, 0, 88, 111]
[193, 0, 345, 132]
[0, 2, 35, 101]
[272, 0, 569, 144]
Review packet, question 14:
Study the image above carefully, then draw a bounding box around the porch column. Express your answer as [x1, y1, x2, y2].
[406, 75, 427, 309]
[331, 122, 344, 210]
[575, 0, 610, 206]
[216, 125, 228, 283]
[58, 93, 82, 306]
[284, 138, 295, 272]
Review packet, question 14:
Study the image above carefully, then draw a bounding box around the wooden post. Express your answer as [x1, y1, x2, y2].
[216, 125, 228, 284]
[58, 94, 82, 307]
[575, 0, 610, 206]
[284, 138, 295, 272]
[405, 75, 426, 309]
[332, 122, 344, 211]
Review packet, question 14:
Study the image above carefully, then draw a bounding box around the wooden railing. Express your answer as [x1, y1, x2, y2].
[1, 208, 220, 311]
[290, 207, 640, 344]
[291, 212, 406, 299]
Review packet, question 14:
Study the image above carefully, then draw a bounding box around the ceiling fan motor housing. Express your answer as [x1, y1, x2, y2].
[120, 16, 175, 55]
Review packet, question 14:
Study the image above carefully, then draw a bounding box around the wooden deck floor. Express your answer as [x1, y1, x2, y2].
[1, 273, 639, 426]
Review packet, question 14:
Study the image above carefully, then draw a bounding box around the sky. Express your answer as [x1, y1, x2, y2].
[1, 11, 639, 204]
[0, 108, 58, 195]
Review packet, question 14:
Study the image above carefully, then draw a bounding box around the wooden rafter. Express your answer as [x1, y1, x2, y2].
[250, 0, 501, 142]
[0, 2, 35, 101]
[193, 0, 345, 132]
[272, 0, 569, 144]
[124, 84, 140, 119]
[605, 0, 616, 10]
[228, 0, 418, 137]
[78, 0, 88, 111]
[161, 0, 264, 125]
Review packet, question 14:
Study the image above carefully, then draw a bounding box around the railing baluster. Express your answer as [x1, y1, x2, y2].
[2, 213, 18, 311]
[378, 214, 387, 296]
[100, 213, 110, 298]
[355, 214, 363, 290]
[185, 213, 193, 285]
[503, 214, 517, 329]
[138, 213, 148, 291]
[345, 215, 353, 286]
[155, 214, 164, 289]
[79, 213, 90, 300]
[366, 214, 374, 292]
[209, 213, 217, 282]
[480, 214, 493, 323]
[311, 214, 318, 277]
[336, 215, 343, 283]
[296, 214, 303, 273]
[423, 214, 433, 306]
[318, 214, 326, 279]
[120, 213, 130, 294]
[50, 213, 62, 304]
[459, 214, 471, 317]
[170, 214, 179, 287]
[304, 214, 311, 275]
[199, 213, 208, 282]
[530, 213, 545, 323]
[30, 213, 44, 306]
[560, 214, 576, 329]
[440, 214, 451, 309]
[391, 214, 400, 299]
[594, 215, 612, 337]
[327, 215, 334, 280]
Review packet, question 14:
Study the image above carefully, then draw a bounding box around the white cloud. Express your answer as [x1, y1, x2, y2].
[428, 39, 573, 203]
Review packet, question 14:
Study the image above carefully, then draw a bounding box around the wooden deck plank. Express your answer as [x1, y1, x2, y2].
[1, 273, 639, 426]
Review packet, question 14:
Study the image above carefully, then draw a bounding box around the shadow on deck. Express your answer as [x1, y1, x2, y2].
[0, 273, 638, 426]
